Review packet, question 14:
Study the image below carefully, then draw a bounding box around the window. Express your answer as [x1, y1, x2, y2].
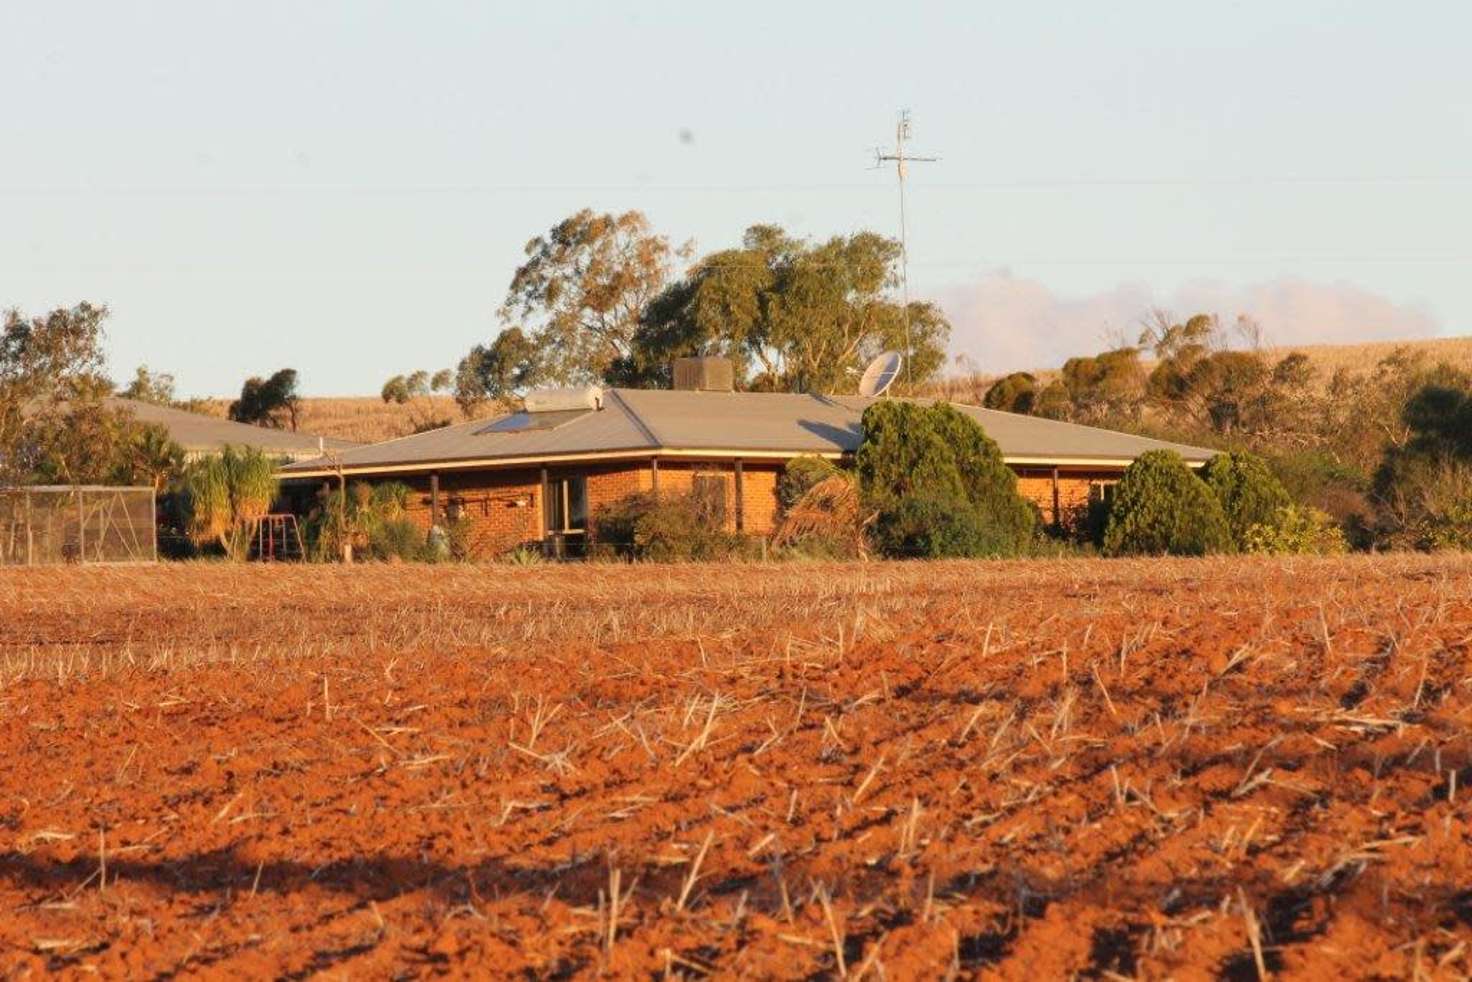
[691, 473, 729, 528]
[1088, 480, 1118, 509]
[545, 475, 588, 535]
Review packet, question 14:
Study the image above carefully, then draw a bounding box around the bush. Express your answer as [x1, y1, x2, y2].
[870, 494, 997, 559]
[856, 401, 1034, 559]
[305, 479, 426, 562]
[983, 372, 1038, 414]
[773, 473, 866, 559]
[591, 491, 750, 562]
[778, 455, 841, 513]
[179, 445, 280, 560]
[369, 517, 427, 562]
[930, 404, 1035, 548]
[1416, 500, 1472, 551]
[1201, 451, 1292, 549]
[1103, 450, 1232, 556]
[590, 491, 657, 555]
[1242, 504, 1348, 555]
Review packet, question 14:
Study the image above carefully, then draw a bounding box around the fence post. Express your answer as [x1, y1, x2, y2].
[151, 486, 159, 563]
[77, 488, 86, 563]
[25, 490, 34, 566]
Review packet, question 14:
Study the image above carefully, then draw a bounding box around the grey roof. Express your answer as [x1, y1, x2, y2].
[108, 398, 359, 459]
[280, 388, 1215, 476]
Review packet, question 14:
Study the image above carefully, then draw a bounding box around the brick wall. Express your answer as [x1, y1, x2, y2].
[585, 462, 652, 517]
[1014, 468, 1120, 531]
[289, 458, 1124, 557]
[647, 460, 782, 533]
[398, 469, 542, 557]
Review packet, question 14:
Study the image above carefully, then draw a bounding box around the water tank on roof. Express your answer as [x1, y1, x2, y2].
[523, 385, 603, 413]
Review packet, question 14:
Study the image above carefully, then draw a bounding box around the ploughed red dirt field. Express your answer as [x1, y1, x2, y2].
[2, 557, 1471, 979]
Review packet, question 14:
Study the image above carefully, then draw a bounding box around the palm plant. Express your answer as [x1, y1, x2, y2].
[180, 446, 279, 559]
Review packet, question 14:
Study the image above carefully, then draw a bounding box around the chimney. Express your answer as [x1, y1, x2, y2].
[672, 356, 735, 392]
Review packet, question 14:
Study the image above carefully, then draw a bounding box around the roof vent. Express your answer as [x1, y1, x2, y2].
[672, 356, 734, 392]
[523, 385, 603, 413]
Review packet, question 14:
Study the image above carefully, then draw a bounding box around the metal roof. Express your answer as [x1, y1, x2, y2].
[108, 398, 359, 459]
[280, 388, 1215, 477]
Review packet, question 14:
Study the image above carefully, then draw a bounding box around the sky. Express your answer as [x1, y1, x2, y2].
[4, 0, 1470, 396]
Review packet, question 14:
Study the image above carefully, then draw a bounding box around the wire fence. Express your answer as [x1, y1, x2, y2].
[0, 486, 157, 565]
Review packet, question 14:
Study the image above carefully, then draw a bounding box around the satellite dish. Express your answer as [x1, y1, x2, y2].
[857, 351, 904, 397]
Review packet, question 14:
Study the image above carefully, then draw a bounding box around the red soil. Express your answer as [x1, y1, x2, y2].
[1, 557, 1470, 978]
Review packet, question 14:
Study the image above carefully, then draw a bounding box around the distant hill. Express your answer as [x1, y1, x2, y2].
[187, 395, 476, 444]
[1259, 336, 1472, 378]
[930, 334, 1472, 404]
[183, 336, 1472, 444]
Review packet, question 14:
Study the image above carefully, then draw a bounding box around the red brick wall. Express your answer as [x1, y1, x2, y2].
[289, 458, 1123, 558]
[398, 469, 542, 557]
[648, 460, 782, 533]
[1014, 468, 1121, 531]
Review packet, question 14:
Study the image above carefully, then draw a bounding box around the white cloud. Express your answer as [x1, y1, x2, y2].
[937, 270, 1441, 374]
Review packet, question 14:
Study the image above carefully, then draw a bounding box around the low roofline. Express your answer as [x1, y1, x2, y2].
[279, 447, 1211, 481]
[279, 447, 841, 480]
[1, 484, 157, 493]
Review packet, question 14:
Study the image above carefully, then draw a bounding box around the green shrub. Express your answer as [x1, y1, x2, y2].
[1416, 500, 1472, 551]
[856, 401, 1034, 559]
[777, 455, 841, 513]
[590, 491, 658, 555]
[1201, 451, 1291, 549]
[983, 372, 1038, 414]
[1103, 450, 1232, 556]
[305, 479, 424, 561]
[930, 404, 1035, 549]
[857, 401, 966, 504]
[870, 494, 996, 559]
[501, 545, 546, 565]
[369, 517, 427, 561]
[179, 445, 279, 560]
[1242, 504, 1348, 555]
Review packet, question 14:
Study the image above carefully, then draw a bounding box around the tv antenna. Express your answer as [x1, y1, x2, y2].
[874, 109, 938, 387]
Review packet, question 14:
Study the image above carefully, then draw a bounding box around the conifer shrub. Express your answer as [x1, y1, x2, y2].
[1201, 451, 1292, 549]
[856, 401, 1034, 558]
[1102, 450, 1232, 556]
[870, 493, 995, 558]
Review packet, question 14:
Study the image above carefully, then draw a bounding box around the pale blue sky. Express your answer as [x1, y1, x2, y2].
[4, 1, 1470, 396]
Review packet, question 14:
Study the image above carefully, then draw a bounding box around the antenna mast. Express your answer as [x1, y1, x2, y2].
[875, 110, 937, 387]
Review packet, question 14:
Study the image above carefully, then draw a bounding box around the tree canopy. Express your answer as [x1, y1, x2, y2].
[229, 368, 301, 431]
[120, 365, 177, 406]
[454, 327, 544, 410]
[983, 372, 1039, 414]
[453, 214, 950, 403]
[1, 303, 115, 484]
[500, 209, 681, 387]
[624, 225, 948, 393]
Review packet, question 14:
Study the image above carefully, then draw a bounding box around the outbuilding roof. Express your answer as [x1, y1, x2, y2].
[279, 388, 1215, 478]
[109, 398, 359, 460]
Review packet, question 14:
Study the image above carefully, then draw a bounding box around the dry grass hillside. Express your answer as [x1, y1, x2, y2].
[931, 334, 1472, 405]
[189, 395, 476, 444]
[188, 336, 1472, 445]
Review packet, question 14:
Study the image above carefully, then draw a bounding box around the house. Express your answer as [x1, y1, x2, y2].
[109, 398, 359, 461]
[277, 360, 1215, 554]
